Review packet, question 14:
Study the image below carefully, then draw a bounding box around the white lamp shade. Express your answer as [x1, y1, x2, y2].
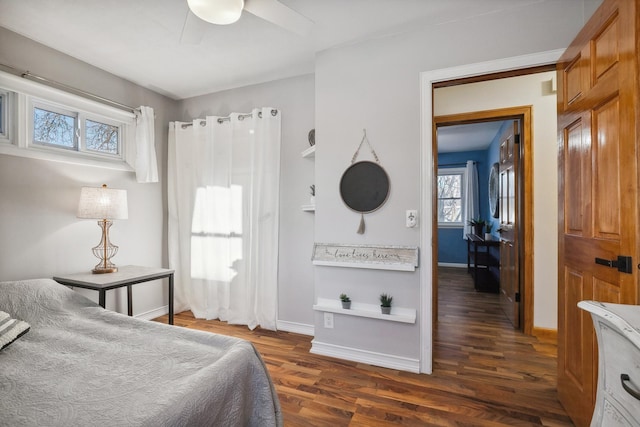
[77, 185, 128, 220]
[187, 0, 244, 25]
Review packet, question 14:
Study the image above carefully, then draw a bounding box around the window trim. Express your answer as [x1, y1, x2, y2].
[0, 70, 136, 171]
[0, 89, 13, 145]
[437, 167, 466, 228]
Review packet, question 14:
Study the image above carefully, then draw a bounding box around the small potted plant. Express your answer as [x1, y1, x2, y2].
[484, 222, 493, 241]
[310, 184, 316, 205]
[339, 293, 351, 309]
[468, 218, 486, 236]
[380, 293, 393, 314]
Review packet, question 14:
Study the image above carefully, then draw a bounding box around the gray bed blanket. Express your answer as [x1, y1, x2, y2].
[0, 278, 282, 427]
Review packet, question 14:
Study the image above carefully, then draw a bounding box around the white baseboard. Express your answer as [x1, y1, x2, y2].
[135, 305, 168, 321]
[310, 339, 420, 373]
[134, 308, 316, 336]
[277, 320, 314, 336]
[437, 262, 467, 268]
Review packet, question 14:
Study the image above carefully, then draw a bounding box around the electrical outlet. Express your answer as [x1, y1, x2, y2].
[323, 312, 334, 328]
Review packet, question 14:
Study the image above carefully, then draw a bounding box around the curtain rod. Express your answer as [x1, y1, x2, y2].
[180, 109, 279, 129]
[0, 63, 139, 115]
[439, 161, 477, 167]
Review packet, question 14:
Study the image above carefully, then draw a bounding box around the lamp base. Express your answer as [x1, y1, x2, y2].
[90, 219, 119, 274]
[92, 266, 118, 274]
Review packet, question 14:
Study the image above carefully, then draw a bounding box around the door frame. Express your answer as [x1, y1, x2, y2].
[418, 49, 563, 374]
[433, 108, 532, 333]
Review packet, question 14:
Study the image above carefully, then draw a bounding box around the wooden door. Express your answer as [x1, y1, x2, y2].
[557, 0, 639, 425]
[498, 121, 520, 328]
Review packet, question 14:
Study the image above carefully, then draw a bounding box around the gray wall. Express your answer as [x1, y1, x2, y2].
[313, 0, 597, 364]
[0, 0, 604, 361]
[177, 74, 316, 329]
[0, 27, 177, 316]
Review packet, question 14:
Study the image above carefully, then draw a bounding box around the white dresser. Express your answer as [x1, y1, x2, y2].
[579, 301, 640, 426]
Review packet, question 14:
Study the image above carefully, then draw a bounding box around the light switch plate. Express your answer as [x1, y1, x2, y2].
[406, 210, 418, 228]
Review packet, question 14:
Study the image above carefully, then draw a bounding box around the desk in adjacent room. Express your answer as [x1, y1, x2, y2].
[466, 234, 500, 293]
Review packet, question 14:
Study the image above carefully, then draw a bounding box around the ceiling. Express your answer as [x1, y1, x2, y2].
[0, 0, 546, 100]
[437, 121, 507, 153]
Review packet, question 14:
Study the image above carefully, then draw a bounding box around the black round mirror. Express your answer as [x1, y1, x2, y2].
[489, 162, 499, 218]
[340, 161, 390, 213]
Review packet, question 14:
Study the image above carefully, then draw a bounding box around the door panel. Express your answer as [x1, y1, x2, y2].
[499, 121, 519, 328]
[565, 120, 588, 235]
[563, 268, 585, 385]
[593, 97, 620, 238]
[557, 1, 638, 425]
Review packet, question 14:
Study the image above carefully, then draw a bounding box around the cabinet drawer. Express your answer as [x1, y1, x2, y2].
[599, 323, 640, 422]
[602, 398, 636, 427]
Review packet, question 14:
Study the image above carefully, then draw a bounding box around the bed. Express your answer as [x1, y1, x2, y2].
[0, 278, 283, 427]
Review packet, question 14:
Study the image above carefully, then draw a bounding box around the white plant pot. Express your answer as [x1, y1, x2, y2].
[310, 196, 315, 205]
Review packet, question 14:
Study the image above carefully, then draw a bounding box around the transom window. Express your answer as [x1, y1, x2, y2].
[86, 119, 119, 154]
[0, 70, 135, 170]
[437, 168, 466, 227]
[33, 106, 77, 149]
[0, 93, 4, 135]
[0, 91, 7, 141]
[31, 101, 121, 157]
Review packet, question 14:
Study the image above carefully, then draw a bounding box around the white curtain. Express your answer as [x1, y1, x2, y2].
[167, 107, 281, 330]
[462, 160, 479, 239]
[134, 106, 159, 183]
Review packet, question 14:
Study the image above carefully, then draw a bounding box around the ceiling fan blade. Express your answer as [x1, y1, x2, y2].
[180, 10, 208, 44]
[244, 0, 313, 36]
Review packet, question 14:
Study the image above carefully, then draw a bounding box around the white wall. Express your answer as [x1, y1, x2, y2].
[0, 27, 177, 317]
[434, 71, 559, 330]
[177, 75, 316, 330]
[314, 1, 594, 370]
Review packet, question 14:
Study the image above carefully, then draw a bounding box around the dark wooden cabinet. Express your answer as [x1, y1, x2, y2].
[466, 234, 500, 293]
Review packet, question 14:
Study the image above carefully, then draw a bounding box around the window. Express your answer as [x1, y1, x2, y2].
[86, 119, 119, 154]
[0, 70, 134, 170]
[33, 105, 77, 149]
[437, 168, 465, 227]
[31, 101, 122, 158]
[0, 93, 4, 135]
[0, 90, 8, 142]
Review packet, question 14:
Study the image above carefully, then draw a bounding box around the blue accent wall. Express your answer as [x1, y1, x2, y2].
[437, 150, 487, 264]
[437, 124, 507, 264]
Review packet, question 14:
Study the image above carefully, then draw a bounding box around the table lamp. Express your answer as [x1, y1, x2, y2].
[77, 184, 128, 274]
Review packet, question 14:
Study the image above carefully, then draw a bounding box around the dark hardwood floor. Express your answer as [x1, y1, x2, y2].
[153, 267, 572, 426]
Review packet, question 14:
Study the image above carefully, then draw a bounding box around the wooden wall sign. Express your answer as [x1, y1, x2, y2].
[312, 243, 419, 271]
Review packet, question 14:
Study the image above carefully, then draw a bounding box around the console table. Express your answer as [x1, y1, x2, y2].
[466, 234, 500, 293]
[54, 265, 175, 325]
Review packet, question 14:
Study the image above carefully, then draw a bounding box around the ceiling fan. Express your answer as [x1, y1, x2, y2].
[181, 0, 313, 44]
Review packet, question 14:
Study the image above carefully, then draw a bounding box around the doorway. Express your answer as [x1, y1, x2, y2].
[433, 109, 532, 333]
[419, 54, 561, 374]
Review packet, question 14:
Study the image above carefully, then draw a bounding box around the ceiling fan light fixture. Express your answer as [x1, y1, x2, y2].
[187, 0, 244, 25]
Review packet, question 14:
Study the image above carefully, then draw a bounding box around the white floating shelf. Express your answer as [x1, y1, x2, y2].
[301, 204, 315, 212]
[301, 145, 316, 158]
[313, 298, 416, 324]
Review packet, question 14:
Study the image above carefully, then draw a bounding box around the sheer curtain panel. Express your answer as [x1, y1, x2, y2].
[168, 108, 281, 330]
[462, 160, 479, 238]
[134, 106, 159, 183]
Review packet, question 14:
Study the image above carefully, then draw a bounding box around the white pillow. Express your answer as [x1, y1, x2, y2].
[0, 310, 30, 350]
